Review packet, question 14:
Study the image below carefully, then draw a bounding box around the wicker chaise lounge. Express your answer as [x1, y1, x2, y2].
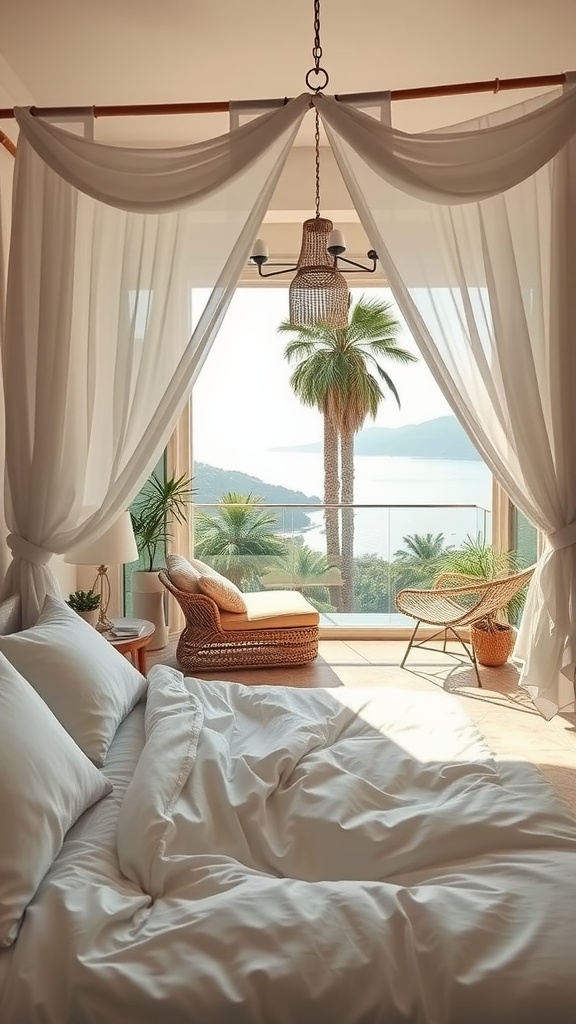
[159, 570, 320, 672]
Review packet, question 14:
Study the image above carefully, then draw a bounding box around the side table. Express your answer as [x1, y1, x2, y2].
[104, 618, 155, 674]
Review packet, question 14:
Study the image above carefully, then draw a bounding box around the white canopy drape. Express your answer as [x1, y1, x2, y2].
[318, 80, 576, 717]
[2, 95, 309, 626]
[4, 81, 576, 715]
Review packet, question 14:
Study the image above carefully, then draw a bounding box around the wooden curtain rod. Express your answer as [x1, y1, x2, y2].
[0, 71, 566, 120]
[0, 130, 17, 156]
[0, 71, 566, 156]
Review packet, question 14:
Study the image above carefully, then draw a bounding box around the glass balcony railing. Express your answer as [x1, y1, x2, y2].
[190, 501, 491, 629]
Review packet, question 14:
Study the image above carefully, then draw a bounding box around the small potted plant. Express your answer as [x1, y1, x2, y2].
[66, 589, 101, 627]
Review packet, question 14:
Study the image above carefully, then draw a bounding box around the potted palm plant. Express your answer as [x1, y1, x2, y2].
[130, 471, 194, 649]
[437, 536, 529, 667]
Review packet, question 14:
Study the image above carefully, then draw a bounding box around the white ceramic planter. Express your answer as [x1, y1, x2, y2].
[77, 608, 99, 628]
[130, 570, 168, 650]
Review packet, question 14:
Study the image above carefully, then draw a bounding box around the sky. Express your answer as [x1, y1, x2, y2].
[192, 286, 452, 470]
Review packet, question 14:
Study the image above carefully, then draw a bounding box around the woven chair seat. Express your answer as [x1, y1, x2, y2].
[397, 590, 480, 626]
[158, 570, 319, 673]
[396, 566, 536, 628]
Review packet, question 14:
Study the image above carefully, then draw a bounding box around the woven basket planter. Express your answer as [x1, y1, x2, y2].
[471, 622, 515, 667]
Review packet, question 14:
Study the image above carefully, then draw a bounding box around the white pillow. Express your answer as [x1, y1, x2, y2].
[165, 553, 201, 593]
[0, 596, 147, 767]
[189, 557, 219, 577]
[0, 652, 112, 947]
[189, 558, 247, 613]
[196, 572, 247, 613]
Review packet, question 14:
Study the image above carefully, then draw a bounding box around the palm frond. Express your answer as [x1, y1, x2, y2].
[376, 367, 401, 409]
[279, 295, 418, 442]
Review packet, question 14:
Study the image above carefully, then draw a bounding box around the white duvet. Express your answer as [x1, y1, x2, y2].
[2, 666, 576, 1023]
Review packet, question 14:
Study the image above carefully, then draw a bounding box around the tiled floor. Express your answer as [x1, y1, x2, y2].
[148, 636, 576, 815]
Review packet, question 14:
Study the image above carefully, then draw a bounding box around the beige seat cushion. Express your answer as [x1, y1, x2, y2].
[219, 590, 319, 632]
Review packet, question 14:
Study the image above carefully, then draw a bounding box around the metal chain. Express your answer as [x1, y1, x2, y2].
[310, 0, 325, 217]
[314, 107, 321, 218]
[312, 0, 322, 72]
[305, 0, 329, 93]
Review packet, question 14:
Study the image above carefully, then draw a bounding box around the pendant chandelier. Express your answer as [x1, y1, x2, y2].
[249, 0, 379, 329]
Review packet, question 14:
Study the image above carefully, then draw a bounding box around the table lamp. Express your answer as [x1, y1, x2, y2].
[64, 512, 139, 632]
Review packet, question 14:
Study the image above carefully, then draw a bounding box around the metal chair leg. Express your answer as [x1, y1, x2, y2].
[401, 620, 421, 668]
[444, 625, 482, 688]
[401, 621, 483, 688]
[470, 640, 482, 688]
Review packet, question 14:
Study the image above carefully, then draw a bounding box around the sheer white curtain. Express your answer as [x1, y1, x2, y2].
[316, 81, 576, 717]
[6, 82, 576, 713]
[2, 96, 308, 625]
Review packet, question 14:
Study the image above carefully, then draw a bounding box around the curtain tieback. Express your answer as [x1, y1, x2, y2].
[7, 533, 52, 566]
[547, 521, 576, 552]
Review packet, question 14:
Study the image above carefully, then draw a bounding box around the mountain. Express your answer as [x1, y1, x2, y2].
[193, 462, 321, 531]
[270, 416, 482, 461]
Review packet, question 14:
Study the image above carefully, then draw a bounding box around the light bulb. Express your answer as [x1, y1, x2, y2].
[327, 229, 346, 256]
[251, 237, 269, 265]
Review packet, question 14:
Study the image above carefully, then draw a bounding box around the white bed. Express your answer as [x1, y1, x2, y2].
[1, 654, 576, 1023]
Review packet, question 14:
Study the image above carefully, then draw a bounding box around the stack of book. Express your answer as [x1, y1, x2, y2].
[110, 621, 146, 639]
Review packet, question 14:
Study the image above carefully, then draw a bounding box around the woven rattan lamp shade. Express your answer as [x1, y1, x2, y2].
[289, 217, 349, 328]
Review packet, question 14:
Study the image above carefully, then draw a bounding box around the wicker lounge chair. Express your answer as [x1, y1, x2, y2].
[395, 565, 535, 686]
[158, 570, 320, 672]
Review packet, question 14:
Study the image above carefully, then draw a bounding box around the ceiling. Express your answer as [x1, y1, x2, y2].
[1, 0, 576, 146]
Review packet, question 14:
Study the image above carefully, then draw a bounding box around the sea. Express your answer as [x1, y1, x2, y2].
[217, 449, 492, 561]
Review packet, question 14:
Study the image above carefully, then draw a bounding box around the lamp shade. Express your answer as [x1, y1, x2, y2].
[289, 217, 349, 329]
[64, 512, 139, 566]
[251, 237, 269, 263]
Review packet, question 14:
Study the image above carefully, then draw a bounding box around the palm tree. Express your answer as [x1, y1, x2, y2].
[274, 541, 339, 613]
[193, 492, 287, 588]
[394, 531, 452, 588]
[394, 532, 451, 561]
[279, 295, 417, 611]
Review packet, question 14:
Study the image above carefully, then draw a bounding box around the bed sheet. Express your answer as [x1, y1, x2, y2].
[1, 672, 576, 1024]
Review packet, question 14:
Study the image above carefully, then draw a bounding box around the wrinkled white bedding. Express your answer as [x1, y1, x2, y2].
[2, 666, 576, 1023]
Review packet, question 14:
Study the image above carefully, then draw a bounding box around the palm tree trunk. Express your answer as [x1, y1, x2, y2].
[323, 415, 342, 611]
[340, 430, 355, 613]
